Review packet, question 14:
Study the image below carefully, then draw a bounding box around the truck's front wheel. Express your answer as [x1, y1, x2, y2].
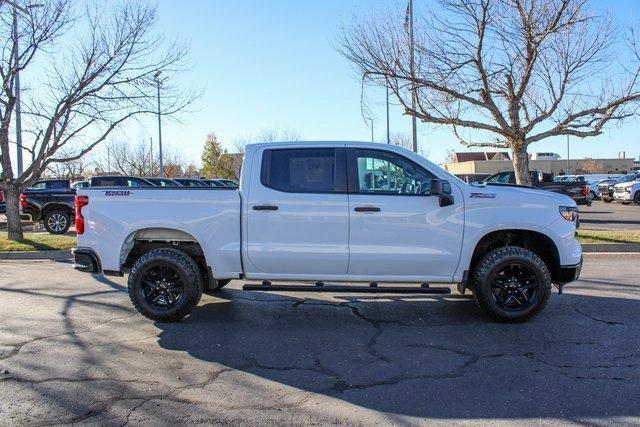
[472, 246, 551, 323]
[128, 249, 203, 322]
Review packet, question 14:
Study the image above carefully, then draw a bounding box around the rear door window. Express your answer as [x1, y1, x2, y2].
[261, 148, 344, 193]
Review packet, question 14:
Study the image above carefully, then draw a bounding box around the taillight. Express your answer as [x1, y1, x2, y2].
[20, 193, 27, 209]
[0, 191, 4, 202]
[75, 195, 89, 235]
[582, 184, 589, 197]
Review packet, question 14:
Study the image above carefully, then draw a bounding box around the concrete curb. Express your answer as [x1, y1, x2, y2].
[0, 249, 72, 261]
[581, 243, 640, 253]
[1, 244, 640, 262]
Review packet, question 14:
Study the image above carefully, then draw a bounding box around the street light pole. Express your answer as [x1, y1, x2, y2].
[5, 1, 43, 177]
[408, 0, 418, 153]
[154, 71, 164, 178]
[367, 118, 374, 143]
[386, 85, 390, 144]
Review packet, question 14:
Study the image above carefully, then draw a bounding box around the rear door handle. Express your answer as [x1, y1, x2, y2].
[253, 205, 278, 211]
[354, 206, 381, 212]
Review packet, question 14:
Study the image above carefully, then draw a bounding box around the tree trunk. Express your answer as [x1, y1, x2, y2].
[4, 187, 24, 241]
[511, 146, 532, 186]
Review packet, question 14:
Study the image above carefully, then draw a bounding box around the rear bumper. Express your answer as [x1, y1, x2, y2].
[556, 258, 583, 285]
[72, 248, 101, 273]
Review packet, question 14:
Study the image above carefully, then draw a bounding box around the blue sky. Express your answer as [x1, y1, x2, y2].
[129, 0, 640, 165]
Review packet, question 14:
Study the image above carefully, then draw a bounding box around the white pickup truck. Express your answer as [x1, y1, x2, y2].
[613, 179, 640, 205]
[73, 142, 582, 323]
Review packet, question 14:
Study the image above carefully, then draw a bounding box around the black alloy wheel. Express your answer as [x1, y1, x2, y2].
[141, 264, 184, 309]
[490, 262, 538, 311]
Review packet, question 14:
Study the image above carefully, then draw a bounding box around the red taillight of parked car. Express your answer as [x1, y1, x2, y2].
[0, 191, 4, 202]
[582, 184, 589, 197]
[75, 195, 89, 235]
[20, 193, 27, 209]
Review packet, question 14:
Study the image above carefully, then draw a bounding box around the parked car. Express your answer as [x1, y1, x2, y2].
[597, 174, 640, 203]
[21, 185, 76, 234]
[2, 180, 72, 222]
[613, 178, 640, 205]
[480, 171, 590, 205]
[71, 180, 89, 190]
[201, 178, 239, 188]
[555, 174, 623, 201]
[215, 179, 239, 187]
[144, 177, 182, 187]
[88, 176, 154, 187]
[73, 141, 582, 324]
[173, 178, 209, 187]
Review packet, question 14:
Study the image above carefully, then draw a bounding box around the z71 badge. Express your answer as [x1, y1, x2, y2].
[470, 192, 496, 199]
[104, 190, 131, 197]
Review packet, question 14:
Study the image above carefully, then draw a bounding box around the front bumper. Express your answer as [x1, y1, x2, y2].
[614, 192, 632, 201]
[72, 248, 101, 273]
[556, 258, 583, 285]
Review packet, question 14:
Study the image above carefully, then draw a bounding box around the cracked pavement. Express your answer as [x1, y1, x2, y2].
[0, 253, 639, 425]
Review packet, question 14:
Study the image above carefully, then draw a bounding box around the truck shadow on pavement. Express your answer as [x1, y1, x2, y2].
[154, 287, 640, 421]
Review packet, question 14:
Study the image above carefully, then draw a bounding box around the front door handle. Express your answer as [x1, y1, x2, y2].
[253, 205, 278, 211]
[354, 206, 381, 212]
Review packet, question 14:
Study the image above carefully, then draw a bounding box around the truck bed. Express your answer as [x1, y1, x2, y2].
[76, 187, 242, 277]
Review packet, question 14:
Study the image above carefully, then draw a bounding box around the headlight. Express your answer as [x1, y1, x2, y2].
[559, 206, 579, 222]
[626, 188, 632, 193]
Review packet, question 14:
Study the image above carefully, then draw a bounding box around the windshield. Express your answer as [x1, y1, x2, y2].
[618, 175, 639, 183]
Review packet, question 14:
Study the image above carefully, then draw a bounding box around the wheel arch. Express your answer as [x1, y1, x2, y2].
[120, 227, 208, 274]
[467, 229, 562, 287]
[42, 202, 73, 216]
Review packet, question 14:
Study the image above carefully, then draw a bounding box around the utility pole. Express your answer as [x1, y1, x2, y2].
[408, 0, 418, 153]
[566, 134, 570, 175]
[386, 85, 390, 144]
[367, 118, 374, 143]
[154, 71, 164, 177]
[13, 7, 23, 176]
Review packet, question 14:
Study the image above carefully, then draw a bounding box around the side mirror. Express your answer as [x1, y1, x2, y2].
[430, 179, 454, 207]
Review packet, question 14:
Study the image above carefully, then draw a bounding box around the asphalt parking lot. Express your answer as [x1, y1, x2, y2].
[579, 200, 640, 230]
[1, 253, 638, 425]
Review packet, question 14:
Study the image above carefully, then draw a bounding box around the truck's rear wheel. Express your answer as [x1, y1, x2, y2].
[472, 246, 551, 323]
[44, 210, 70, 234]
[128, 249, 202, 322]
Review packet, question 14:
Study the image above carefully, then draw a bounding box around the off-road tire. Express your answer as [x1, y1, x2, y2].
[472, 246, 551, 323]
[43, 210, 71, 234]
[128, 248, 202, 322]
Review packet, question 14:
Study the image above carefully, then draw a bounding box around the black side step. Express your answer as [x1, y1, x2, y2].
[242, 283, 451, 294]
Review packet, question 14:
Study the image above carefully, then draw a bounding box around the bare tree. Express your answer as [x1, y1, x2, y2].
[338, 0, 640, 185]
[92, 138, 189, 177]
[233, 128, 303, 153]
[45, 147, 90, 179]
[0, 1, 196, 240]
[389, 132, 413, 150]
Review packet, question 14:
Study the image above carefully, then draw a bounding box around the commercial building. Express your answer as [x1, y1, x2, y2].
[443, 152, 635, 176]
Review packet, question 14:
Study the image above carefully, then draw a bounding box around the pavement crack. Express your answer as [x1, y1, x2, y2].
[0, 313, 137, 362]
[575, 308, 625, 325]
